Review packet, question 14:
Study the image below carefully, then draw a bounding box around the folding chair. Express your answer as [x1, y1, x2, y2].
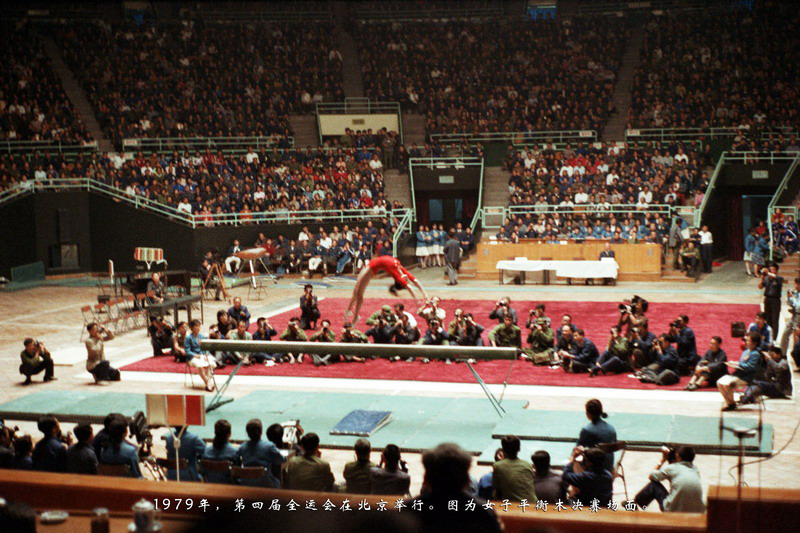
[97, 463, 131, 477]
[110, 297, 131, 333]
[184, 360, 197, 388]
[598, 440, 628, 500]
[247, 277, 268, 301]
[93, 303, 117, 334]
[125, 294, 146, 329]
[231, 466, 268, 485]
[80, 305, 96, 341]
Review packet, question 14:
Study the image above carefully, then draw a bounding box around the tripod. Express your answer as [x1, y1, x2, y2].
[246, 257, 279, 289]
[203, 262, 229, 300]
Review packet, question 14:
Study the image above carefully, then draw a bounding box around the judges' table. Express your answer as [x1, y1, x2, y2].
[496, 259, 618, 285]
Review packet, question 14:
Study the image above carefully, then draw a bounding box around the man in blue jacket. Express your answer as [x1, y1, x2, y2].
[562, 329, 598, 373]
[666, 315, 698, 375]
[718, 332, 763, 411]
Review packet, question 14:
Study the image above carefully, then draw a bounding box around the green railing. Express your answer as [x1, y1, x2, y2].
[477, 204, 696, 231]
[767, 153, 800, 260]
[625, 127, 740, 143]
[408, 156, 484, 223]
[392, 208, 414, 257]
[121, 136, 294, 154]
[354, 3, 505, 20]
[724, 151, 800, 165]
[0, 179, 414, 233]
[431, 130, 597, 148]
[695, 151, 730, 228]
[0, 140, 98, 155]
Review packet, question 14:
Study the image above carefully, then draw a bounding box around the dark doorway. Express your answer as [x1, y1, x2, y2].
[416, 190, 475, 229]
[742, 195, 771, 238]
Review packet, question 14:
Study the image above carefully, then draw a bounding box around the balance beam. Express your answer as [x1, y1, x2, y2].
[200, 340, 518, 361]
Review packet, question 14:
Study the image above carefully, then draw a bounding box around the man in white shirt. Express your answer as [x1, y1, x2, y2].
[699, 225, 713, 273]
[245, 148, 259, 165]
[574, 187, 589, 204]
[177, 198, 192, 215]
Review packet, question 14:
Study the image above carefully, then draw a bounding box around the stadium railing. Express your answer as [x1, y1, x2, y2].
[0, 139, 99, 155]
[353, 1, 506, 21]
[431, 130, 597, 148]
[767, 153, 800, 259]
[0, 178, 413, 236]
[475, 204, 696, 231]
[121, 136, 294, 154]
[625, 127, 740, 143]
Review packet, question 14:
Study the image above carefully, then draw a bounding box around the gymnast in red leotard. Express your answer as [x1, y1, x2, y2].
[344, 255, 429, 325]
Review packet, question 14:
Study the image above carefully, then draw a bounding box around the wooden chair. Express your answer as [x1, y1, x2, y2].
[200, 459, 233, 484]
[97, 463, 131, 477]
[155, 457, 189, 481]
[230, 466, 268, 485]
[598, 440, 628, 500]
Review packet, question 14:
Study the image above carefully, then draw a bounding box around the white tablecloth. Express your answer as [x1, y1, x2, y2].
[496, 259, 618, 280]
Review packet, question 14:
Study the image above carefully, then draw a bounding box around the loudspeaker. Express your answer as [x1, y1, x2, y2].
[57, 208, 72, 243]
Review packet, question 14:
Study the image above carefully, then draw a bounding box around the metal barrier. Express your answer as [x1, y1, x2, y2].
[431, 130, 597, 147]
[0, 178, 414, 234]
[121, 136, 293, 154]
[625, 127, 740, 143]
[0, 140, 98, 155]
[316, 100, 403, 145]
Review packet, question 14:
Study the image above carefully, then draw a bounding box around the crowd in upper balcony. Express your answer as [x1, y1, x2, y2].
[53, 20, 344, 147]
[628, 4, 800, 132]
[0, 23, 93, 145]
[355, 17, 626, 137]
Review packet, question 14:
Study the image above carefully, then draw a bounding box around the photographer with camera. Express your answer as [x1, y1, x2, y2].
[199, 255, 222, 301]
[455, 312, 485, 348]
[489, 297, 518, 325]
[337, 322, 368, 363]
[85, 323, 119, 385]
[525, 304, 551, 329]
[561, 329, 599, 374]
[146, 272, 166, 303]
[779, 277, 800, 354]
[309, 319, 337, 366]
[759, 262, 784, 334]
[525, 314, 555, 365]
[299, 285, 320, 330]
[685, 336, 727, 390]
[393, 314, 421, 361]
[279, 317, 308, 364]
[562, 446, 613, 507]
[590, 325, 632, 377]
[147, 315, 173, 357]
[739, 345, 792, 405]
[20, 338, 55, 386]
[365, 314, 396, 346]
[666, 315, 699, 375]
[634, 446, 705, 513]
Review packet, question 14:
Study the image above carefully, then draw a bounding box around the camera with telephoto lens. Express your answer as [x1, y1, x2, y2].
[129, 411, 153, 459]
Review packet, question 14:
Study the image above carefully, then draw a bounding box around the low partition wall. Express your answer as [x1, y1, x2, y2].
[475, 241, 662, 282]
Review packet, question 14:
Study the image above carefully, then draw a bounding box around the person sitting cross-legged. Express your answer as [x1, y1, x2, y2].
[685, 336, 727, 391]
[561, 329, 599, 374]
[739, 345, 792, 406]
[309, 319, 337, 366]
[717, 331, 763, 411]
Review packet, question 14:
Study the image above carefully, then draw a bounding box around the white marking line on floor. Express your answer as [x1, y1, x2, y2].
[0, 302, 82, 324]
[118, 371, 744, 403]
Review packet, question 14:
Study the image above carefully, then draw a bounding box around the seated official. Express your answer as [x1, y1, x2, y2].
[224, 240, 242, 273]
[202, 420, 237, 484]
[492, 435, 537, 504]
[235, 419, 285, 488]
[146, 272, 166, 303]
[99, 418, 142, 478]
[370, 444, 410, 496]
[284, 433, 335, 492]
[147, 315, 173, 357]
[227, 297, 251, 328]
[164, 426, 206, 481]
[20, 338, 56, 386]
[66, 423, 97, 475]
[532, 450, 566, 504]
[32, 416, 69, 473]
[563, 447, 613, 507]
[634, 446, 705, 513]
[343, 438, 375, 494]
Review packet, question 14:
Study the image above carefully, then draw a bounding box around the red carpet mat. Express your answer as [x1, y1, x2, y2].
[121, 298, 759, 390]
